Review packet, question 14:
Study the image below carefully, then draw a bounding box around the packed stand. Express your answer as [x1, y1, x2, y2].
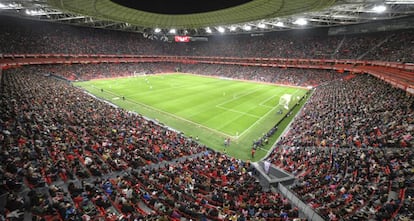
[32, 62, 347, 87]
[0, 67, 205, 220]
[178, 63, 345, 87]
[361, 29, 414, 62]
[331, 34, 387, 60]
[278, 74, 414, 148]
[30, 63, 177, 81]
[1, 16, 414, 62]
[0, 66, 304, 220]
[108, 151, 300, 220]
[266, 73, 414, 220]
[268, 146, 413, 220]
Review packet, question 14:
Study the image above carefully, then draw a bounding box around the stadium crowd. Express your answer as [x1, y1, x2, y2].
[266, 74, 413, 220]
[0, 67, 301, 220]
[1, 66, 412, 221]
[178, 64, 345, 87]
[0, 16, 414, 62]
[277, 74, 413, 149]
[32, 63, 177, 81]
[0, 67, 199, 220]
[29, 63, 346, 87]
[268, 146, 413, 221]
[1, 14, 414, 221]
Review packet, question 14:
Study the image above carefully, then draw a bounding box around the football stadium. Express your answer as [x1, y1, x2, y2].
[0, 1, 413, 221]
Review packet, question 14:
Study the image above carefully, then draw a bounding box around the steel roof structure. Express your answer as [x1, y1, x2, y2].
[0, 0, 413, 37]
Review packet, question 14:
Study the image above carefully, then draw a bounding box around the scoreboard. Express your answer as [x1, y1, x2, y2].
[174, 36, 191, 42]
[174, 36, 208, 42]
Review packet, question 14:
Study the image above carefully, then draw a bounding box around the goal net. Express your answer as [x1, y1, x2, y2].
[279, 94, 292, 110]
[133, 71, 146, 77]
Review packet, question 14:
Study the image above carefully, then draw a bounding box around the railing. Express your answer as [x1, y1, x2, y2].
[278, 183, 326, 221]
[1, 53, 413, 94]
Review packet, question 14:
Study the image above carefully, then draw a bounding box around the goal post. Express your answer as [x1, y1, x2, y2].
[279, 94, 292, 109]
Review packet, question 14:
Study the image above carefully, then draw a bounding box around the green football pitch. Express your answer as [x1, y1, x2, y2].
[74, 73, 308, 161]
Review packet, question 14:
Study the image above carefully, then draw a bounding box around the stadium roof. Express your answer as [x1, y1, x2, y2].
[0, 0, 414, 37]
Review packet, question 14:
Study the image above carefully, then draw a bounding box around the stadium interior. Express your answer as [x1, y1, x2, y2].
[0, 0, 413, 221]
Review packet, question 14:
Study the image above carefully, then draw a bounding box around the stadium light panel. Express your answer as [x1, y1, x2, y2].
[243, 25, 251, 31]
[385, 0, 414, 4]
[0, 3, 20, 9]
[372, 5, 386, 13]
[26, 9, 41, 15]
[293, 18, 307, 25]
[275, 21, 284, 27]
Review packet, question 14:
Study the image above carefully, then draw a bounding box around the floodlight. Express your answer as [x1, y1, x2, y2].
[275, 21, 284, 27]
[372, 5, 386, 13]
[385, 0, 414, 4]
[293, 18, 307, 26]
[217, 26, 225, 33]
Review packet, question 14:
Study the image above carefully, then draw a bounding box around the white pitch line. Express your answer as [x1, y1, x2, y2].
[88, 82, 304, 141]
[214, 86, 264, 122]
[215, 105, 261, 119]
[97, 87, 235, 138]
[216, 86, 263, 108]
[259, 94, 280, 108]
[236, 89, 304, 139]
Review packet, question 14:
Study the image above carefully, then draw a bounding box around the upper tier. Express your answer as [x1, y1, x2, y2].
[0, 16, 413, 63]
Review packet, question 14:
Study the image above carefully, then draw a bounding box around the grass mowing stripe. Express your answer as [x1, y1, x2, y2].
[128, 78, 233, 111]
[237, 103, 283, 139]
[205, 110, 258, 136]
[216, 86, 263, 107]
[237, 88, 304, 139]
[130, 75, 231, 99]
[74, 74, 309, 161]
[122, 90, 235, 138]
[215, 105, 261, 119]
[260, 93, 282, 108]
[217, 87, 273, 118]
[87, 84, 233, 137]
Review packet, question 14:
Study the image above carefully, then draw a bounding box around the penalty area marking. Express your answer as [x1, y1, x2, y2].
[216, 86, 263, 107]
[215, 86, 264, 120]
[97, 88, 236, 139]
[236, 89, 304, 140]
[259, 94, 280, 108]
[88, 83, 237, 139]
[259, 88, 290, 108]
[125, 100, 235, 138]
[85, 82, 304, 141]
[215, 105, 261, 119]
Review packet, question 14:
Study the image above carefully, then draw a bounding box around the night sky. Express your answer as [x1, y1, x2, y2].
[111, 0, 253, 15]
